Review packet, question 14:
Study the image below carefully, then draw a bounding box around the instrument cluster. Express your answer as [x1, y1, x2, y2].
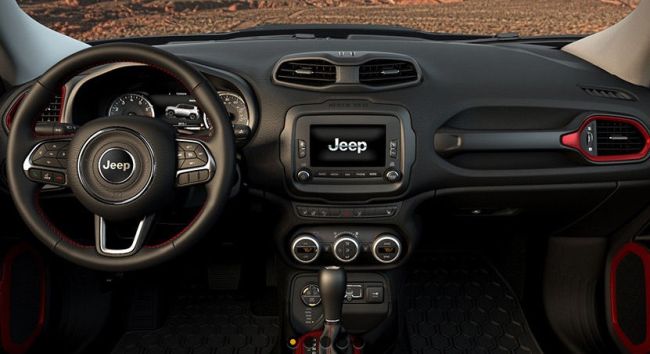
[107, 90, 251, 139]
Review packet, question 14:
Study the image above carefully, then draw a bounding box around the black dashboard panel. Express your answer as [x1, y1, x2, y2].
[157, 39, 650, 201]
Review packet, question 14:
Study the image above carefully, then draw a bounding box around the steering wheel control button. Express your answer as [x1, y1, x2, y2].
[291, 235, 320, 264]
[175, 140, 214, 187]
[384, 169, 402, 183]
[28, 169, 66, 185]
[301, 284, 322, 307]
[372, 235, 402, 264]
[366, 286, 384, 304]
[98, 148, 136, 184]
[333, 236, 360, 263]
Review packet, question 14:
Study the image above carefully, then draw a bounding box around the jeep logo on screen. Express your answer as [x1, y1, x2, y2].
[327, 138, 368, 154]
[98, 148, 135, 184]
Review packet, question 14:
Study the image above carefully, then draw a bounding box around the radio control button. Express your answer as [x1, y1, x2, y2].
[296, 169, 312, 183]
[315, 171, 328, 178]
[353, 171, 367, 178]
[298, 139, 307, 158]
[389, 139, 399, 158]
[384, 169, 402, 183]
[367, 171, 380, 178]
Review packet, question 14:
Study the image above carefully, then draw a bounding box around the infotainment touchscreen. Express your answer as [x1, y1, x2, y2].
[310, 125, 386, 167]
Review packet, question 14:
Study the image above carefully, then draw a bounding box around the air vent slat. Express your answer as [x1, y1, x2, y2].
[582, 86, 636, 101]
[274, 59, 336, 87]
[359, 59, 419, 86]
[595, 120, 646, 156]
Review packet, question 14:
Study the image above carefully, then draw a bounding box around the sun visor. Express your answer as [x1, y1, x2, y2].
[563, 1, 650, 88]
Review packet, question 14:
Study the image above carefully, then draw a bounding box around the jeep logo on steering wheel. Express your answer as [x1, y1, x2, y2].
[98, 148, 135, 184]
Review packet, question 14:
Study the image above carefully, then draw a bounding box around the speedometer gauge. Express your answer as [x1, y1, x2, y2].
[218, 91, 249, 127]
[108, 93, 155, 118]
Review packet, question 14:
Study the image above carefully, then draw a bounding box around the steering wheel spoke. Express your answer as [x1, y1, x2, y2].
[23, 138, 71, 186]
[176, 138, 215, 187]
[94, 214, 155, 257]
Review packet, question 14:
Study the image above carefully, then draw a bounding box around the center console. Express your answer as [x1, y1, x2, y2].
[278, 101, 416, 353]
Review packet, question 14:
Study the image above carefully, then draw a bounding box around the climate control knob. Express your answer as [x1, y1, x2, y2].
[291, 235, 320, 264]
[333, 235, 360, 263]
[372, 234, 402, 264]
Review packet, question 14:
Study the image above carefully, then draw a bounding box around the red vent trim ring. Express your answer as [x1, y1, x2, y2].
[561, 115, 650, 162]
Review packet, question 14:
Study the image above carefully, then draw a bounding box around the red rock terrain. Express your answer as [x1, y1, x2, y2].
[17, 0, 634, 41]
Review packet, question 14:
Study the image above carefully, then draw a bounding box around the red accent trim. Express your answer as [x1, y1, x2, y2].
[293, 330, 363, 354]
[5, 86, 65, 131]
[4, 92, 27, 130]
[610, 243, 650, 354]
[561, 115, 650, 162]
[0, 243, 46, 354]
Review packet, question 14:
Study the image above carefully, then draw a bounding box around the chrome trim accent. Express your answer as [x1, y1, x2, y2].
[290, 235, 321, 264]
[95, 214, 154, 257]
[97, 148, 136, 184]
[175, 138, 216, 186]
[78, 128, 155, 205]
[371, 234, 402, 264]
[333, 236, 360, 263]
[22, 139, 71, 186]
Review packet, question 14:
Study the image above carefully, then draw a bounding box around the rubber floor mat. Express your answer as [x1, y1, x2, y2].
[111, 293, 279, 354]
[405, 254, 543, 354]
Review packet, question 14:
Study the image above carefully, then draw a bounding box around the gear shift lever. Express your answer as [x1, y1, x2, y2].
[319, 266, 346, 323]
[318, 266, 352, 354]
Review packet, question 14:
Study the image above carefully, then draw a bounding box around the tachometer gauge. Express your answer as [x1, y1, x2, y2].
[108, 93, 155, 118]
[218, 91, 249, 127]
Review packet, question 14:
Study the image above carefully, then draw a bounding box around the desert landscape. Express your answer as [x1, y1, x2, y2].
[17, 0, 637, 41]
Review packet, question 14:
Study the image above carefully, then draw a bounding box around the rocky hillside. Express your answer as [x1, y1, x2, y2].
[17, 0, 634, 41]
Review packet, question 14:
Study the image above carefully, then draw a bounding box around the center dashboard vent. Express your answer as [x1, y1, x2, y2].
[359, 59, 418, 86]
[274, 59, 336, 87]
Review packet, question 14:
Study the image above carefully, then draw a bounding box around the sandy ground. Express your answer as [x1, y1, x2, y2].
[17, 0, 634, 41]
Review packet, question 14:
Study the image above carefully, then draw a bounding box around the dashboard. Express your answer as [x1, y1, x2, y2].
[2, 34, 650, 237]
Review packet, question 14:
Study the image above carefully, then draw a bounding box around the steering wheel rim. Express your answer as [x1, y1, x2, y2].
[6, 43, 235, 272]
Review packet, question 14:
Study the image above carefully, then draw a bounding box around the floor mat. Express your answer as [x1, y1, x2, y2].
[111, 292, 280, 354]
[405, 254, 543, 354]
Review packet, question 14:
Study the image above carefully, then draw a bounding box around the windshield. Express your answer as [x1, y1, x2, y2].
[17, 0, 636, 41]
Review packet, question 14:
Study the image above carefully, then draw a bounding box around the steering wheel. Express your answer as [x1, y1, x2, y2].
[6, 43, 235, 271]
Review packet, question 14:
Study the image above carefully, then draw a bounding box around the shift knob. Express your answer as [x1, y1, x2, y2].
[319, 266, 346, 322]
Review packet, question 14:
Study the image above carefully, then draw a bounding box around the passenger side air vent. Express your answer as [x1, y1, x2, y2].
[595, 120, 646, 156]
[359, 59, 418, 86]
[274, 59, 336, 87]
[581, 86, 636, 101]
[561, 115, 650, 163]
